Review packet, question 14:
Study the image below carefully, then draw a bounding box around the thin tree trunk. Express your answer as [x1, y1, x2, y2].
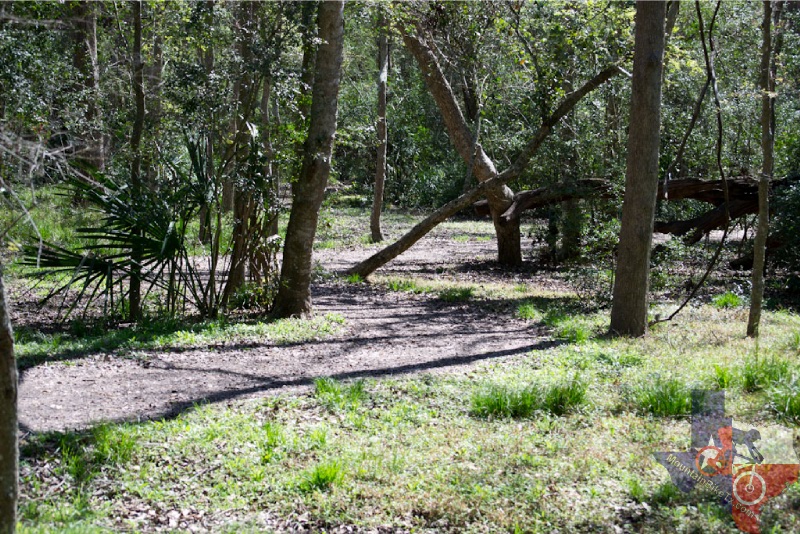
[129, 0, 145, 322]
[272, 0, 344, 318]
[72, 0, 104, 172]
[0, 269, 18, 534]
[748, 1, 780, 337]
[610, 1, 667, 337]
[371, 10, 388, 243]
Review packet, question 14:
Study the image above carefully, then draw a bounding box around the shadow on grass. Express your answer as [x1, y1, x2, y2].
[14, 312, 320, 371]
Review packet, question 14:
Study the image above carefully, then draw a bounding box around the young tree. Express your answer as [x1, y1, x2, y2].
[71, 0, 104, 172]
[272, 0, 345, 318]
[371, 7, 388, 243]
[128, 0, 145, 321]
[0, 269, 17, 534]
[609, 1, 667, 337]
[747, 0, 781, 337]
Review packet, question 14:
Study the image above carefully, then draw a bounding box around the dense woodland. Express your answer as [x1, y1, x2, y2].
[1, 1, 800, 532]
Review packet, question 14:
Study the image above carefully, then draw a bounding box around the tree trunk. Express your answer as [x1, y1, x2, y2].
[128, 0, 145, 322]
[0, 269, 18, 534]
[272, 0, 344, 318]
[346, 67, 621, 278]
[610, 1, 667, 337]
[370, 9, 388, 243]
[72, 0, 104, 172]
[748, 1, 779, 338]
[402, 28, 521, 266]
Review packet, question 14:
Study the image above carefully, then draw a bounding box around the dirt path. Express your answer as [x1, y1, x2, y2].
[17, 235, 552, 433]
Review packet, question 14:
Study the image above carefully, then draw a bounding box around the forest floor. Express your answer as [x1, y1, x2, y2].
[16, 222, 554, 432]
[10, 207, 800, 533]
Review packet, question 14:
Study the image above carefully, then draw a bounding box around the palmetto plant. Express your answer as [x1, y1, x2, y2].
[23, 132, 280, 321]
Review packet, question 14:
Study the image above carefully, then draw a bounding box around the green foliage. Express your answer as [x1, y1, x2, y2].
[299, 461, 345, 493]
[631, 375, 694, 417]
[385, 278, 421, 293]
[768, 376, 800, 422]
[516, 301, 541, 321]
[437, 287, 474, 303]
[711, 291, 743, 309]
[314, 378, 367, 410]
[471, 375, 587, 419]
[345, 273, 364, 284]
[712, 364, 736, 390]
[741, 356, 792, 392]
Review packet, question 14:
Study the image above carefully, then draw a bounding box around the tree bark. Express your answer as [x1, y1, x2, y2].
[128, 0, 145, 322]
[72, 0, 104, 172]
[610, 1, 667, 337]
[402, 28, 521, 266]
[370, 9, 388, 243]
[748, 0, 779, 337]
[346, 66, 621, 279]
[272, 0, 344, 318]
[0, 269, 18, 534]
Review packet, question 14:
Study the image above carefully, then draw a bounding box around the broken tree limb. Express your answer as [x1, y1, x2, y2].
[344, 65, 623, 278]
[472, 178, 614, 220]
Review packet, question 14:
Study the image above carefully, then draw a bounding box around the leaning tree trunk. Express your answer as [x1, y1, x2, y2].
[610, 1, 667, 337]
[346, 66, 621, 278]
[272, 0, 344, 318]
[748, 0, 779, 338]
[0, 269, 18, 534]
[402, 28, 521, 266]
[371, 8, 388, 243]
[128, 0, 145, 322]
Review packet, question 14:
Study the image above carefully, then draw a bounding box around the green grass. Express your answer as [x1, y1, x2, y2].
[711, 291, 744, 309]
[768, 376, 800, 422]
[631, 375, 695, 417]
[314, 377, 368, 410]
[299, 460, 345, 493]
[437, 286, 474, 302]
[15, 313, 346, 369]
[470, 374, 587, 418]
[741, 355, 792, 392]
[516, 301, 541, 321]
[13, 246, 800, 533]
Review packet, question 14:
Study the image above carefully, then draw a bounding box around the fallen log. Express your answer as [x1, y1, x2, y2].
[473, 175, 797, 244]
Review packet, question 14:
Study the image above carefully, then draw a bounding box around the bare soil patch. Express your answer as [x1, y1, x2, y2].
[16, 232, 556, 433]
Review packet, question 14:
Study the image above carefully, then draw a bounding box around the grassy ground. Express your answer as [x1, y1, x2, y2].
[17, 293, 800, 532]
[10, 195, 800, 532]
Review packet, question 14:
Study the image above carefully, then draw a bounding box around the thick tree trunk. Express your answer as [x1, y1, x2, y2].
[0, 270, 18, 534]
[748, 1, 779, 337]
[402, 28, 521, 266]
[272, 0, 344, 318]
[610, 1, 666, 337]
[346, 67, 621, 278]
[128, 0, 145, 322]
[371, 10, 388, 243]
